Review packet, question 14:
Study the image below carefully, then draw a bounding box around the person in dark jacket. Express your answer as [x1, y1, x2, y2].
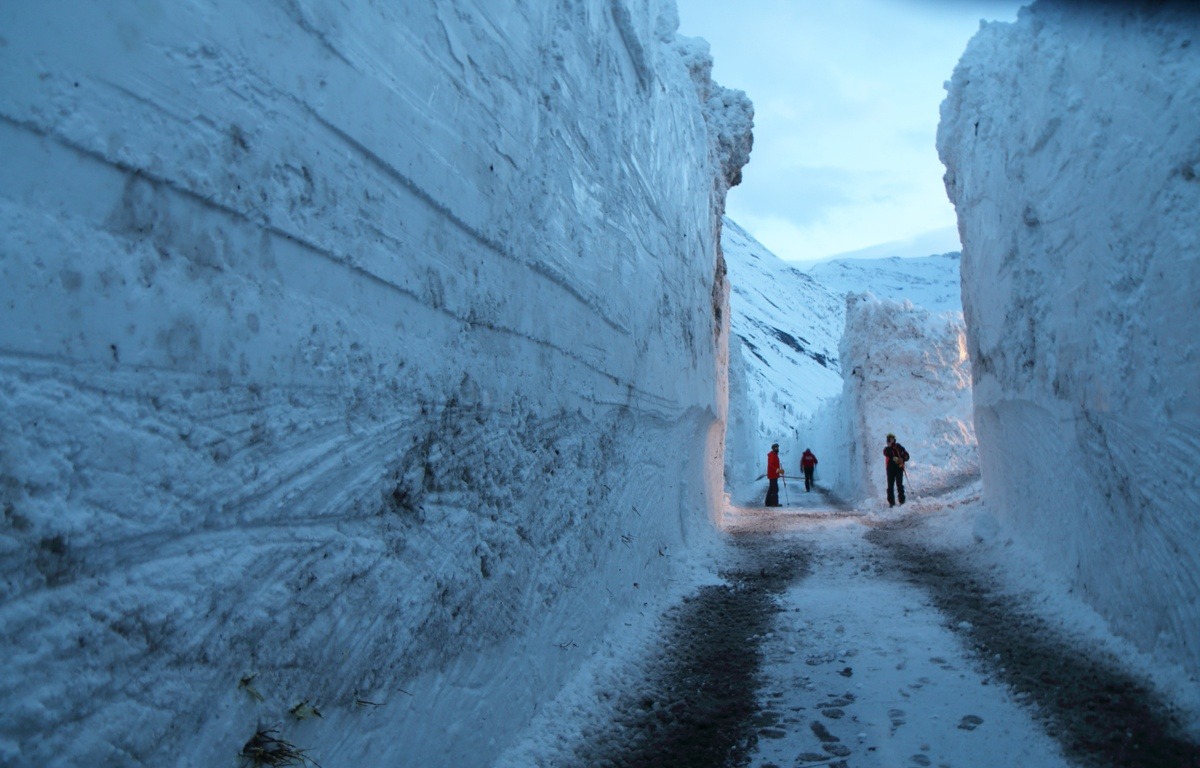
[800, 449, 818, 492]
[765, 443, 783, 507]
[884, 433, 909, 507]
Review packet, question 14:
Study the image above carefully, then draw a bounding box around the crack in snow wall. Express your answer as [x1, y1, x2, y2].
[938, 1, 1200, 685]
[0, 2, 750, 765]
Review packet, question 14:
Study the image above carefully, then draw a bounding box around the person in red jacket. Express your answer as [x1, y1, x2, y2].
[765, 443, 783, 507]
[800, 449, 818, 492]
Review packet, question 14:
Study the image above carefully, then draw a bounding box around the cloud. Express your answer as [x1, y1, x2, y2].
[820, 226, 962, 262]
[677, 0, 1023, 259]
[733, 166, 869, 226]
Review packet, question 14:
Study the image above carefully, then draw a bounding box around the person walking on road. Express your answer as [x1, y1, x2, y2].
[884, 433, 910, 507]
[800, 449, 818, 492]
[765, 443, 783, 507]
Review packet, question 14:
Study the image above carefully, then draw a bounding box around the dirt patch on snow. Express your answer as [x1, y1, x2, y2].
[867, 520, 1200, 768]
[571, 533, 811, 767]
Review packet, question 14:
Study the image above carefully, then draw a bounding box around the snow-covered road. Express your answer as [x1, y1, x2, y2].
[501, 487, 1200, 768]
[732, 506, 1069, 768]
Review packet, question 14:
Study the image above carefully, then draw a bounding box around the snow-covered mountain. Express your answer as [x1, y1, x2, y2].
[812, 226, 962, 264]
[808, 252, 963, 316]
[0, 3, 750, 766]
[722, 219, 843, 483]
[939, 1, 1200, 687]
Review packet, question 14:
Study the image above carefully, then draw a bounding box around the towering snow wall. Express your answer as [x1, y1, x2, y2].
[939, 2, 1200, 682]
[0, 2, 751, 765]
[835, 294, 976, 505]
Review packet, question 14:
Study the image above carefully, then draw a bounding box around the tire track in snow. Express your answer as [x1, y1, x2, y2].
[572, 533, 812, 767]
[747, 512, 1072, 768]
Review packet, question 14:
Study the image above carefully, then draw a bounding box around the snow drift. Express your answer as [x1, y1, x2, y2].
[0, 2, 751, 765]
[939, 1, 1200, 684]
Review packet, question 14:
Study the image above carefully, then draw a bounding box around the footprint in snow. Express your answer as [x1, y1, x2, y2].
[958, 714, 984, 730]
[818, 697, 853, 708]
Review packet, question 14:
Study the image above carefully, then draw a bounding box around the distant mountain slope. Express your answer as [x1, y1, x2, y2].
[815, 226, 960, 263]
[723, 218, 844, 468]
[724, 221, 967, 488]
[808, 253, 963, 315]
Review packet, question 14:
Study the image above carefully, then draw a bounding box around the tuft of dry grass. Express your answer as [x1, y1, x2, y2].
[240, 727, 321, 767]
[239, 674, 265, 702]
[289, 701, 323, 720]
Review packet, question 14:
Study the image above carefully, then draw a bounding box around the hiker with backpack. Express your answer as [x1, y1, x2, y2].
[765, 443, 783, 507]
[800, 449, 818, 492]
[884, 433, 909, 507]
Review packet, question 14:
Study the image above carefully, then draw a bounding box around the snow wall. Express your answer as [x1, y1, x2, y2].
[832, 294, 976, 506]
[0, 2, 752, 765]
[939, 1, 1200, 683]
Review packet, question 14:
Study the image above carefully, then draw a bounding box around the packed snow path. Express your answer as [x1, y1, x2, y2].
[505, 487, 1200, 767]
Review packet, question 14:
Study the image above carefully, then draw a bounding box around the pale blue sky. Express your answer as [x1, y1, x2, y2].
[676, 0, 1026, 263]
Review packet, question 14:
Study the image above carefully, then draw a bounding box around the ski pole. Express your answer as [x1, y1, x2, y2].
[782, 476, 790, 505]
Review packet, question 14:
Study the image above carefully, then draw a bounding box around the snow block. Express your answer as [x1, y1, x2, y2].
[837, 293, 977, 504]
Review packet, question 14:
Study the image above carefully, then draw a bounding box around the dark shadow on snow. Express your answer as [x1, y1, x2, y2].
[571, 535, 811, 768]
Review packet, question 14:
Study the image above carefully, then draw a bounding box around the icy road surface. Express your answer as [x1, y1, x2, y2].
[502, 485, 1200, 768]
